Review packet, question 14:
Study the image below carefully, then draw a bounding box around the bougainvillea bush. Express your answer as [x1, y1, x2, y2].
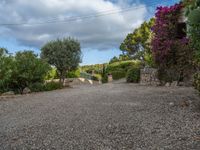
[151, 3, 194, 82]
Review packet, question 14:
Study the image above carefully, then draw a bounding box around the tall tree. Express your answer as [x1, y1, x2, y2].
[120, 18, 155, 65]
[41, 38, 82, 83]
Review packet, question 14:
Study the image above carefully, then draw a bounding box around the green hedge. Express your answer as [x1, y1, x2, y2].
[29, 82, 63, 92]
[110, 69, 126, 80]
[45, 82, 63, 91]
[126, 67, 140, 83]
[106, 60, 141, 81]
[106, 60, 141, 73]
[194, 72, 200, 92]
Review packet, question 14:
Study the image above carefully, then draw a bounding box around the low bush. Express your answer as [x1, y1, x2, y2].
[101, 65, 108, 83]
[194, 72, 200, 92]
[45, 82, 63, 91]
[126, 67, 140, 83]
[29, 82, 46, 92]
[110, 69, 126, 80]
[107, 60, 141, 73]
[29, 82, 63, 92]
[66, 69, 80, 78]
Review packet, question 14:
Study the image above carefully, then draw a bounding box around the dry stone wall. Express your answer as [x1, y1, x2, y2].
[140, 68, 160, 86]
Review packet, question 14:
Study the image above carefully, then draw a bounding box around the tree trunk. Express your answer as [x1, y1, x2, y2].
[59, 70, 66, 86]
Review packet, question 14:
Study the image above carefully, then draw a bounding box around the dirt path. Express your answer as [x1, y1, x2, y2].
[0, 83, 200, 149]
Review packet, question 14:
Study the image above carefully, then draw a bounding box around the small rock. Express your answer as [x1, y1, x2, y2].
[165, 82, 171, 87]
[23, 87, 31, 94]
[169, 102, 175, 106]
[2, 91, 15, 96]
[171, 81, 178, 87]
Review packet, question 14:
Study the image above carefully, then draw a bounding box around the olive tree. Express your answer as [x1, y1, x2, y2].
[41, 38, 82, 83]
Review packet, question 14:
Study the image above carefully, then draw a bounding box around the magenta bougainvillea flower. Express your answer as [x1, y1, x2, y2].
[151, 3, 187, 64]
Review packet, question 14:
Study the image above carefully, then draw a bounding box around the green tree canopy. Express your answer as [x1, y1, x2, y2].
[109, 56, 119, 64]
[120, 18, 155, 66]
[120, 18, 155, 55]
[41, 38, 82, 82]
[12, 51, 50, 93]
[0, 50, 50, 93]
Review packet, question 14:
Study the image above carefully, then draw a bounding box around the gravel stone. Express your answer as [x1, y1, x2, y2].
[0, 82, 200, 149]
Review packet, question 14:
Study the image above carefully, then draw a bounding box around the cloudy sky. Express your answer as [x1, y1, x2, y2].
[0, 0, 179, 65]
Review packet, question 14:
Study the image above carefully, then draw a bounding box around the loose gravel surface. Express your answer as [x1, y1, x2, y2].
[1, 82, 200, 150]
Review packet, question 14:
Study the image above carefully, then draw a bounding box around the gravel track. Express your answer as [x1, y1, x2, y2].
[0, 82, 200, 150]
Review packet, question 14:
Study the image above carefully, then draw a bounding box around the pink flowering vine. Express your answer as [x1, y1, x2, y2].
[151, 3, 186, 64]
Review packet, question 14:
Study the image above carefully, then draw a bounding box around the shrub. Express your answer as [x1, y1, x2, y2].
[11, 51, 50, 93]
[45, 68, 58, 80]
[91, 75, 99, 81]
[91, 74, 101, 81]
[194, 72, 200, 92]
[107, 60, 140, 73]
[29, 82, 63, 92]
[110, 69, 126, 80]
[45, 82, 63, 91]
[101, 64, 108, 83]
[66, 69, 80, 78]
[29, 82, 46, 92]
[126, 67, 140, 83]
[0, 50, 15, 93]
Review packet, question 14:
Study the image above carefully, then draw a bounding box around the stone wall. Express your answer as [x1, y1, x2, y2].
[140, 67, 160, 86]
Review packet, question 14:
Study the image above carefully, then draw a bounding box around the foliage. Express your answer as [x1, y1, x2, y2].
[194, 72, 200, 92]
[91, 75, 99, 81]
[111, 69, 126, 80]
[101, 64, 108, 83]
[66, 69, 80, 78]
[0, 50, 50, 94]
[183, 0, 200, 16]
[80, 64, 104, 74]
[106, 60, 141, 73]
[11, 51, 50, 93]
[126, 67, 140, 83]
[29, 82, 46, 92]
[152, 3, 194, 82]
[0, 48, 14, 93]
[92, 74, 101, 81]
[45, 82, 63, 91]
[187, 8, 200, 66]
[120, 18, 155, 66]
[183, 0, 200, 90]
[119, 54, 132, 61]
[109, 56, 119, 64]
[45, 67, 58, 80]
[105, 60, 141, 81]
[41, 37, 82, 83]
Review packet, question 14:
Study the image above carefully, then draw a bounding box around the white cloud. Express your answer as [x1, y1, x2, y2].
[0, 0, 148, 50]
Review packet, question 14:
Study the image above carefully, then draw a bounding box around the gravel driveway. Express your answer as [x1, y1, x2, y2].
[0, 82, 200, 150]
